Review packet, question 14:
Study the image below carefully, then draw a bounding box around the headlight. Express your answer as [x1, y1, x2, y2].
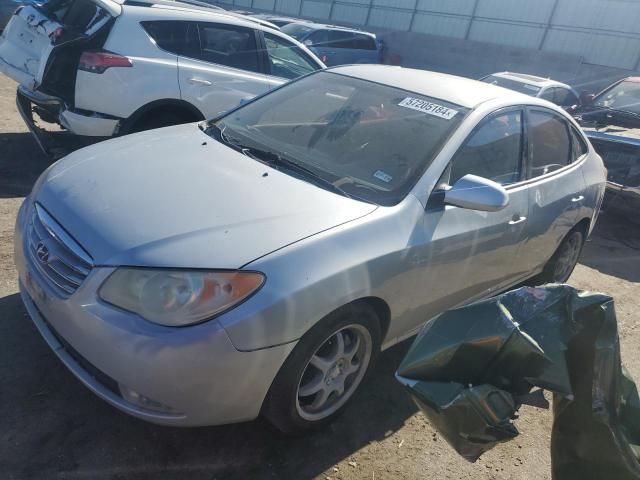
[99, 268, 265, 326]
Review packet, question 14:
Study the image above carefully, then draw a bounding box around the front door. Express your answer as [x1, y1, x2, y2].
[178, 22, 273, 119]
[406, 108, 531, 332]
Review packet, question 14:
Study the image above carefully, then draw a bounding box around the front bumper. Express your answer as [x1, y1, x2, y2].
[14, 201, 295, 426]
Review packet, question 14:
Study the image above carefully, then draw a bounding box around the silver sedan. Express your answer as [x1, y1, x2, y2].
[15, 65, 606, 434]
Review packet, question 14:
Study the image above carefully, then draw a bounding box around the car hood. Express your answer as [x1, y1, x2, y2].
[34, 124, 377, 269]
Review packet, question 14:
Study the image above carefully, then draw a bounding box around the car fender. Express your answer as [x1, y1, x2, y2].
[218, 197, 429, 352]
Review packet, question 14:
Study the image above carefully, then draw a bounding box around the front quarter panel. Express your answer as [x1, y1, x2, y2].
[219, 197, 427, 352]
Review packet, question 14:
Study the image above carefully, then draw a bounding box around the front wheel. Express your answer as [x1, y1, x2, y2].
[262, 303, 381, 435]
[535, 229, 585, 284]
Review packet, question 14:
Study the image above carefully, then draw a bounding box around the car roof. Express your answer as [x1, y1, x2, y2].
[330, 65, 531, 109]
[123, 0, 279, 29]
[293, 22, 375, 37]
[489, 71, 571, 89]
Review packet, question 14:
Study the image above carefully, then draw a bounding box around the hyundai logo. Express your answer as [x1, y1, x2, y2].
[35, 242, 49, 264]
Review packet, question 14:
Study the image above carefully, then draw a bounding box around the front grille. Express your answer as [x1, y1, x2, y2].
[26, 203, 93, 297]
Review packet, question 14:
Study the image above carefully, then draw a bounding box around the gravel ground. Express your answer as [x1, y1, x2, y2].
[1, 73, 639, 480]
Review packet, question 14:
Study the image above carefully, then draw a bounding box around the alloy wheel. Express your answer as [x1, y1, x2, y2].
[296, 324, 372, 421]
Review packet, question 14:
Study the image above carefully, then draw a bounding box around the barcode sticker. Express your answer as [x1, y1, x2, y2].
[398, 97, 459, 120]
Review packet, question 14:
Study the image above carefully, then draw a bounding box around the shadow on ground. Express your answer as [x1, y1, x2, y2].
[580, 211, 640, 283]
[0, 293, 417, 480]
[0, 132, 49, 198]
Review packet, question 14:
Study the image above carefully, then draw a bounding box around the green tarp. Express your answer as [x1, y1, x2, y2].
[396, 285, 640, 479]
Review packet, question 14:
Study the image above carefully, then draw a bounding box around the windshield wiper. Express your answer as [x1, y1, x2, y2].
[207, 124, 366, 201]
[240, 145, 358, 200]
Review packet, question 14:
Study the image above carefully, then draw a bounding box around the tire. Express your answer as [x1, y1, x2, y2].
[534, 228, 585, 284]
[130, 112, 191, 133]
[262, 303, 382, 435]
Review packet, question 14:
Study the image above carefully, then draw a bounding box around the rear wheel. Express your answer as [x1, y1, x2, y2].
[263, 303, 381, 435]
[129, 110, 198, 133]
[535, 228, 585, 284]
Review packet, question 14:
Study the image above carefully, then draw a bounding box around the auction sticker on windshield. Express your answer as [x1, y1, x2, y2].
[398, 97, 459, 120]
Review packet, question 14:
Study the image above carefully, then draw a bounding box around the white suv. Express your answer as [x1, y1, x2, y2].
[0, 0, 323, 151]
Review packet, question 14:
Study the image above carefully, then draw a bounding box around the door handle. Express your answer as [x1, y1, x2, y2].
[571, 195, 585, 203]
[189, 77, 212, 86]
[509, 215, 527, 225]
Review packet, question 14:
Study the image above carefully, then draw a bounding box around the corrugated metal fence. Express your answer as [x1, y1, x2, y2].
[216, 0, 640, 70]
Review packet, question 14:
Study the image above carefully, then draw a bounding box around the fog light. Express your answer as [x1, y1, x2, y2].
[119, 384, 175, 414]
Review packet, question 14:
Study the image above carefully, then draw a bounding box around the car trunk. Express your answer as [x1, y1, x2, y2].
[0, 0, 120, 104]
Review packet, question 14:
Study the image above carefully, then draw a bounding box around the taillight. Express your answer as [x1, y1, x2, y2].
[79, 50, 133, 74]
[49, 27, 64, 42]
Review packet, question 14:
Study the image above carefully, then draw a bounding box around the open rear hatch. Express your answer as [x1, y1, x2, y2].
[0, 0, 121, 96]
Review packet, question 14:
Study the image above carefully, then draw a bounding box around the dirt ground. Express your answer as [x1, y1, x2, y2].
[0, 72, 639, 480]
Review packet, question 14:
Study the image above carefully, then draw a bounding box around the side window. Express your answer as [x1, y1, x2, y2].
[263, 32, 319, 80]
[329, 30, 355, 49]
[448, 110, 524, 186]
[555, 88, 578, 107]
[307, 29, 329, 46]
[197, 23, 260, 73]
[528, 110, 572, 178]
[141, 21, 190, 55]
[570, 127, 588, 162]
[539, 88, 556, 102]
[352, 34, 377, 50]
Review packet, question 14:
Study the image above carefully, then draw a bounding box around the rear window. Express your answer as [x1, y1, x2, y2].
[351, 33, 377, 51]
[197, 23, 260, 73]
[142, 21, 189, 56]
[481, 75, 541, 96]
[328, 30, 376, 50]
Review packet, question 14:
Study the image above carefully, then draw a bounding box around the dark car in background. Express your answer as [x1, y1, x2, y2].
[281, 22, 381, 66]
[574, 77, 640, 223]
[481, 72, 580, 111]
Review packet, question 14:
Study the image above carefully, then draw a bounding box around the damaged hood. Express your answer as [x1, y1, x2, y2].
[34, 124, 377, 268]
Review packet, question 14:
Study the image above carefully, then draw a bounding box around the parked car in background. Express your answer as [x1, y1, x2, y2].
[250, 13, 301, 27]
[15, 65, 605, 434]
[574, 76, 640, 223]
[0, 0, 323, 152]
[281, 22, 381, 66]
[0, 0, 22, 32]
[481, 72, 580, 111]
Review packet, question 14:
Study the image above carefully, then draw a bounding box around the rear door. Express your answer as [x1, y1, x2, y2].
[177, 21, 272, 119]
[0, 0, 119, 90]
[517, 107, 588, 273]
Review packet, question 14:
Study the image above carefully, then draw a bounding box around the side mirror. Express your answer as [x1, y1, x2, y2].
[444, 174, 509, 212]
[304, 39, 313, 47]
[579, 92, 596, 106]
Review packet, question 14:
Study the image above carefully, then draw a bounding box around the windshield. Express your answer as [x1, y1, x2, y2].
[593, 80, 640, 114]
[481, 75, 541, 96]
[208, 71, 468, 206]
[281, 23, 314, 40]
